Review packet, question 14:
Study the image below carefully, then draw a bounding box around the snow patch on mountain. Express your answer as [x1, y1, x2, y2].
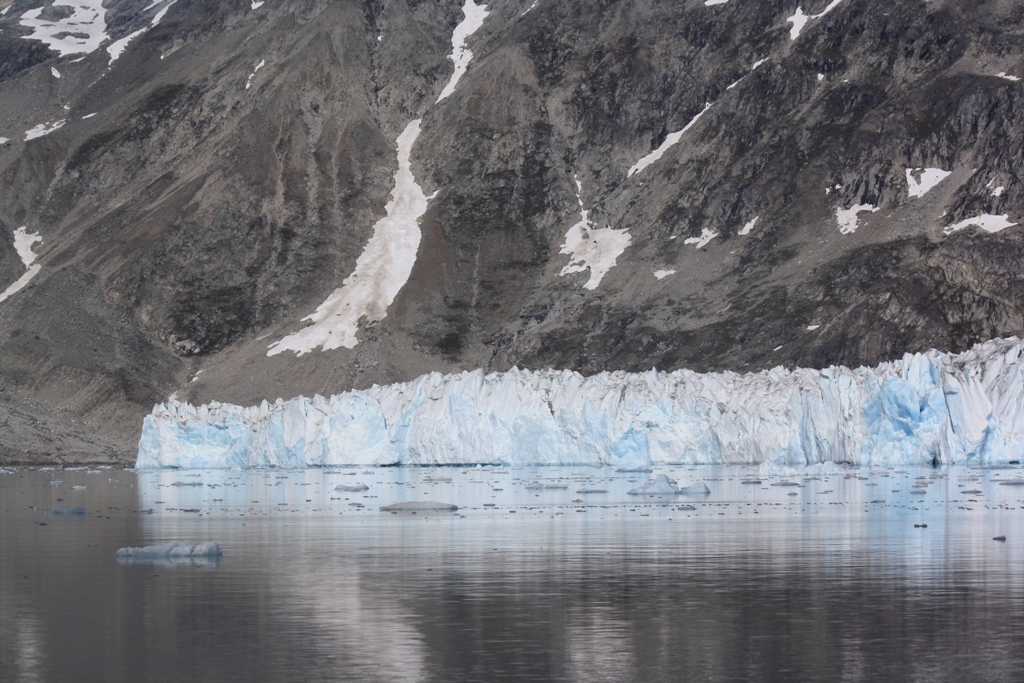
[653, 269, 676, 279]
[943, 214, 1017, 235]
[905, 168, 951, 198]
[788, 0, 847, 41]
[139, 337, 1024, 469]
[836, 203, 878, 234]
[19, 0, 108, 56]
[0, 228, 43, 305]
[24, 120, 65, 141]
[684, 228, 718, 249]
[107, 29, 146, 65]
[245, 59, 266, 89]
[436, 0, 489, 102]
[268, 120, 431, 355]
[559, 177, 631, 290]
[628, 102, 712, 177]
[738, 216, 759, 235]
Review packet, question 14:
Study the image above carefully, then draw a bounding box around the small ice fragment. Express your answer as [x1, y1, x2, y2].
[616, 467, 653, 473]
[116, 541, 222, 558]
[334, 483, 369, 492]
[576, 488, 608, 494]
[628, 475, 681, 495]
[379, 501, 458, 512]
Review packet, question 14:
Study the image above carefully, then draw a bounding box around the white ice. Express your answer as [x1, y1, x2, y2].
[705, 0, 730, 5]
[0, 227, 43, 305]
[268, 120, 431, 355]
[138, 337, 1024, 469]
[836, 203, 878, 234]
[738, 216, 758, 235]
[995, 72, 1020, 82]
[116, 541, 222, 558]
[251, 1, 265, 9]
[51, 67, 61, 79]
[628, 102, 712, 177]
[24, 120, 65, 141]
[0, 138, 8, 144]
[807, 324, 821, 331]
[788, 0, 846, 41]
[683, 228, 718, 249]
[558, 177, 632, 290]
[19, 0, 108, 56]
[436, 0, 489, 102]
[943, 214, 1017, 235]
[991, 186, 1004, 197]
[152, 0, 178, 25]
[905, 168, 951, 199]
[653, 269, 676, 279]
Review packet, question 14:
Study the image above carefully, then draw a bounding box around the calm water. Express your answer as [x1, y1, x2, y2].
[2, 465, 1024, 682]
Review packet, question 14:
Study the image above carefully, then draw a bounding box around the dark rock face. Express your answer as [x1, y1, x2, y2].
[0, 0, 1022, 463]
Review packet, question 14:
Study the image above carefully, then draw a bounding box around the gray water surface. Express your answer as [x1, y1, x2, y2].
[2, 465, 1024, 682]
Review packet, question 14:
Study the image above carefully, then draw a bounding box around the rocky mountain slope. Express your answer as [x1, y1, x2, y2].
[0, 0, 1021, 464]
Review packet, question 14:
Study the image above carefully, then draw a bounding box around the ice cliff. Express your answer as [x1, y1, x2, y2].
[137, 338, 1024, 469]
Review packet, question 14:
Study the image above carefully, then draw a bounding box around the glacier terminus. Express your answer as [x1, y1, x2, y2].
[138, 338, 1024, 469]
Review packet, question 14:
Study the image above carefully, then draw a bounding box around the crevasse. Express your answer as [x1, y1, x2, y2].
[137, 338, 1024, 469]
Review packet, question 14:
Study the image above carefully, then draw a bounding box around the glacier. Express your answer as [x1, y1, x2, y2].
[137, 338, 1024, 469]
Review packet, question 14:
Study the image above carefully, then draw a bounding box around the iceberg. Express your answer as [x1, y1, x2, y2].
[116, 542, 222, 559]
[137, 338, 1024, 469]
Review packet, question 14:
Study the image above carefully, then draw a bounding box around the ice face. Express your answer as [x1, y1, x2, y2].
[138, 337, 1024, 469]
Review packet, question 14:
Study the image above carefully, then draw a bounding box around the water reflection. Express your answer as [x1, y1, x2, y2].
[2, 466, 1024, 682]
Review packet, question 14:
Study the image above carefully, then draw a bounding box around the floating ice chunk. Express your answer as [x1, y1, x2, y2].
[436, 0, 489, 102]
[943, 214, 1017, 235]
[379, 501, 458, 512]
[905, 168, 951, 199]
[628, 102, 712, 177]
[19, 0, 108, 56]
[679, 482, 711, 494]
[559, 176, 631, 289]
[683, 228, 718, 248]
[50, 507, 85, 516]
[116, 541, 222, 560]
[627, 474, 681, 495]
[653, 269, 676, 279]
[998, 479, 1024, 486]
[0, 227, 44, 305]
[738, 216, 759, 235]
[576, 488, 608, 494]
[995, 72, 1020, 82]
[24, 120, 65, 141]
[836, 203, 878, 234]
[268, 120, 431, 355]
[334, 482, 369, 492]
